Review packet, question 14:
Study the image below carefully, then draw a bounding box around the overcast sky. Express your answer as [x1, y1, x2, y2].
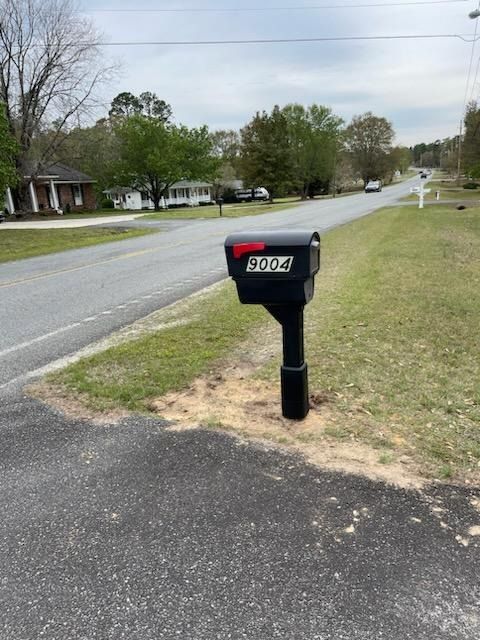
[81, 0, 480, 146]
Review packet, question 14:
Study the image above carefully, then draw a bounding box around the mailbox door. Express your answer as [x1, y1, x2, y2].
[225, 230, 320, 280]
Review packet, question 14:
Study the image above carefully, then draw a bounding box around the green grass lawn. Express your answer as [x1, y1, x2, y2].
[0, 227, 154, 264]
[48, 285, 265, 407]
[138, 201, 300, 220]
[47, 202, 480, 481]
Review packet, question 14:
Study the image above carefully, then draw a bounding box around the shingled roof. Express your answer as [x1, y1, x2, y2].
[24, 162, 95, 183]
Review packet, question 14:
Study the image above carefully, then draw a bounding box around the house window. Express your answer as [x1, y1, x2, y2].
[72, 184, 83, 206]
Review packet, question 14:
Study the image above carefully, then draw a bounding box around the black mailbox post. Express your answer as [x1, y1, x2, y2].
[225, 230, 320, 420]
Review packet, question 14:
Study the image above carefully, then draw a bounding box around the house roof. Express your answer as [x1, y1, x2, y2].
[105, 180, 212, 193]
[24, 162, 94, 183]
[171, 180, 212, 188]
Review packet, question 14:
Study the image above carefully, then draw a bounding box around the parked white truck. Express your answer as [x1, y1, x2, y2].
[235, 187, 270, 202]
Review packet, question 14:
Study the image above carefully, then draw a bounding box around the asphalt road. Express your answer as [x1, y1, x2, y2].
[0, 395, 479, 639]
[1, 177, 419, 392]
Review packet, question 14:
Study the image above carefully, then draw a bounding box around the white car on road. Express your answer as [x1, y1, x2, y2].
[365, 180, 382, 193]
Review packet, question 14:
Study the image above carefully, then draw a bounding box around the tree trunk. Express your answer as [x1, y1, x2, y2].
[12, 180, 31, 212]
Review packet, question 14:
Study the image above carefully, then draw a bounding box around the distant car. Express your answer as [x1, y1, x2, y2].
[420, 172, 428, 179]
[365, 180, 382, 193]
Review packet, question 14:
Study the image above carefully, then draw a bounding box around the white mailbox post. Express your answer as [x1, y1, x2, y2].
[410, 183, 431, 209]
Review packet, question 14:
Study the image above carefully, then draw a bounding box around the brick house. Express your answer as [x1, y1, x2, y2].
[5, 163, 96, 214]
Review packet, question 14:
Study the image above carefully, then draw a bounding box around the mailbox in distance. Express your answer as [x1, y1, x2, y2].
[224, 230, 320, 305]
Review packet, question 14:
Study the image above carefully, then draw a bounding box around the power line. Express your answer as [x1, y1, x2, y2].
[40, 33, 480, 47]
[80, 0, 468, 13]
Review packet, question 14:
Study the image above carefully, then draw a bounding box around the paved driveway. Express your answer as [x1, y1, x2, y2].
[0, 395, 479, 639]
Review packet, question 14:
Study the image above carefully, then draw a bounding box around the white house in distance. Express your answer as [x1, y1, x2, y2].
[105, 180, 213, 210]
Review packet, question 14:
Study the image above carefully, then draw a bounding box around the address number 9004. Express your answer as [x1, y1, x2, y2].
[246, 256, 294, 273]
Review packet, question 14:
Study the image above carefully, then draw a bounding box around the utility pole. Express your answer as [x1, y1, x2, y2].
[457, 119, 463, 185]
[331, 146, 337, 199]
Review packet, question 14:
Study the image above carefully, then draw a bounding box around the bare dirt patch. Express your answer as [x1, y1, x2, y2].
[151, 361, 424, 490]
[28, 381, 130, 425]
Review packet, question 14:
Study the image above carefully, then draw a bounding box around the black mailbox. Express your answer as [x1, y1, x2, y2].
[224, 230, 321, 420]
[225, 230, 320, 305]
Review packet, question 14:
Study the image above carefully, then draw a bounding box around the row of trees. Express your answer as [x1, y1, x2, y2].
[58, 102, 410, 206]
[411, 102, 480, 179]
[212, 107, 411, 202]
[410, 138, 459, 172]
[2, 84, 412, 210]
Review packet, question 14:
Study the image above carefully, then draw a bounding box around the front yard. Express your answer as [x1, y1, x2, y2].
[0, 227, 154, 264]
[138, 199, 302, 219]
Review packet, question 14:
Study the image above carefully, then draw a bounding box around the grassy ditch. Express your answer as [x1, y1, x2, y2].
[47, 203, 480, 481]
[301, 203, 480, 479]
[0, 227, 154, 264]
[48, 285, 264, 410]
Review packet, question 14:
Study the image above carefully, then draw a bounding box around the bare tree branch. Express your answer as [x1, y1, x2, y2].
[0, 0, 115, 196]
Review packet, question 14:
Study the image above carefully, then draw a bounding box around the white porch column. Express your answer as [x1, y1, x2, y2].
[6, 187, 15, 214]
[49, 179, 59, 209]
[29, 181, 39, 212]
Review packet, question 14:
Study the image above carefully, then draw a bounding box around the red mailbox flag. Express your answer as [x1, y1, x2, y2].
[233, 242, 265, 259]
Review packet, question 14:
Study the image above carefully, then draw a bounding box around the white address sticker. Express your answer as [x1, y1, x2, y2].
[246, 256, 294, 273]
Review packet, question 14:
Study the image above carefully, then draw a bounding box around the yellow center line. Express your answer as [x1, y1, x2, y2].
[0, 239, 200, 290]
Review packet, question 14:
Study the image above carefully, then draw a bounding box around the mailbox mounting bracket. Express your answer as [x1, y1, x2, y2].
[264, 304, 309, 420]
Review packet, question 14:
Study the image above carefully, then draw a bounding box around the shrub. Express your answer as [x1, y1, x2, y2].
[462, 182, 479, 189]
[101, 198, 115, 209]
